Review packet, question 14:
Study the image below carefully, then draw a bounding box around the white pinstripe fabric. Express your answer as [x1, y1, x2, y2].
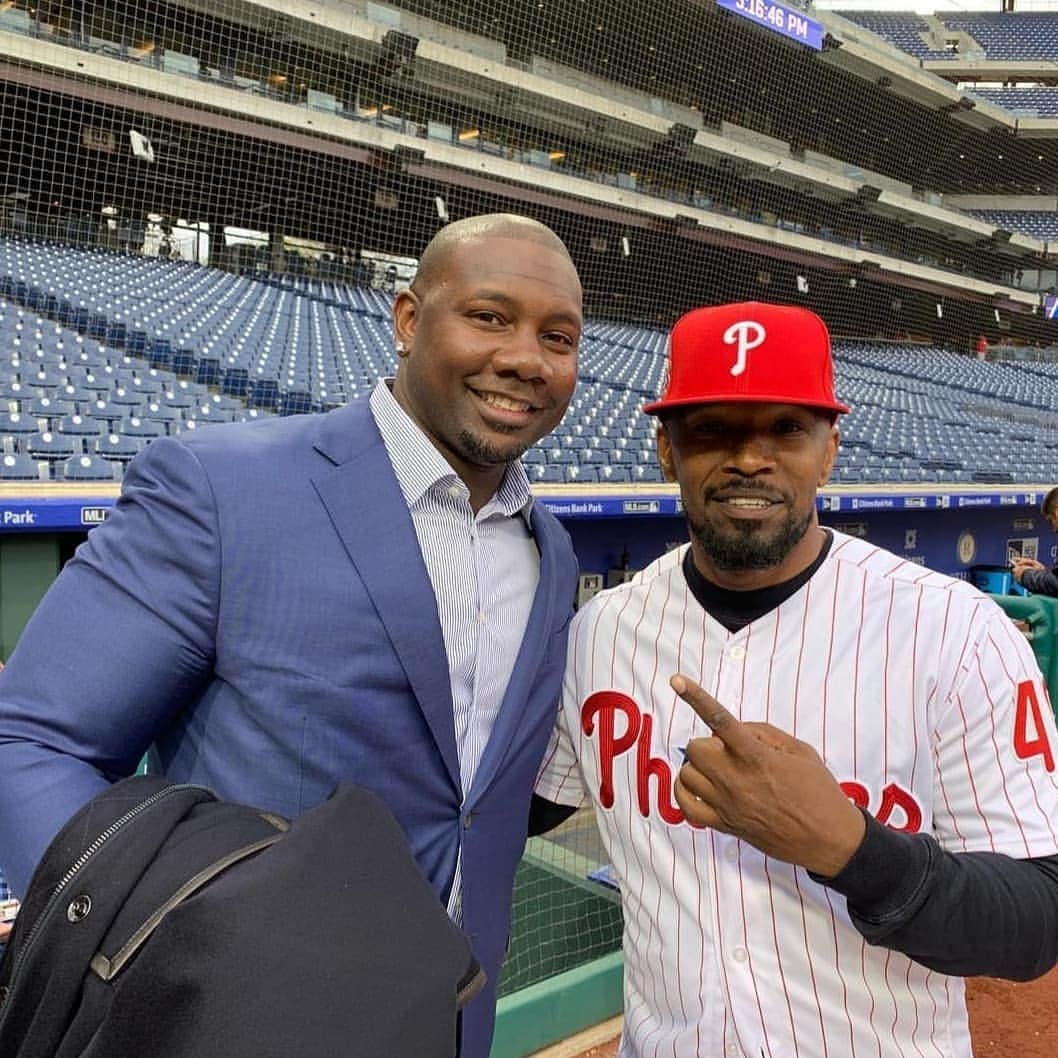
[371, 381, 539, 920]
[537, 531, 1058, 1058]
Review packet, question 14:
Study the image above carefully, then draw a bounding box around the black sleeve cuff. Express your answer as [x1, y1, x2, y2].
[810, 809, 935, 924]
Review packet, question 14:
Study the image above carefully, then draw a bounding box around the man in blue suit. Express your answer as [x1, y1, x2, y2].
[0, 213, 582, 1057]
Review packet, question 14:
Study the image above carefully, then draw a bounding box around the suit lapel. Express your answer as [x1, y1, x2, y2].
[310, 404, 460, 791]
[465, 503, 561, 805]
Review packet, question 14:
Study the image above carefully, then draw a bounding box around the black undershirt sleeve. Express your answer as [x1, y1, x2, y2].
[528, 794, 578, 837]
[813, 809, 1058, 980]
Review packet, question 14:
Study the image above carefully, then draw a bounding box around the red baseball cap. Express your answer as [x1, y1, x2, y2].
[643, 301, 849, 416]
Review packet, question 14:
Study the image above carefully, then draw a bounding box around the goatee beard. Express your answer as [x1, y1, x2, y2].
[686, 507, 814, 572]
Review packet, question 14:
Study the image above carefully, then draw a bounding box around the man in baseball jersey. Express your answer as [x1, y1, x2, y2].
[534, 301, 1058, 1058]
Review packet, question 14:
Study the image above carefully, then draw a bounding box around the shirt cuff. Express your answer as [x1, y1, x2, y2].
[811, 809, 934, 923]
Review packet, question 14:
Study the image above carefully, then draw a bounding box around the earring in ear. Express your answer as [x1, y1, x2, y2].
[396, 341, 407, 355]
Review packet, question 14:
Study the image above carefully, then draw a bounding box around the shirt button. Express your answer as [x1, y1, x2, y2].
[726, 1043, 741, 1058]
[725, 844, 738, 862]
[479, 612, 487, 625]
[463, 813, 473, 829]
[732, 947, 748, 963]
[448, 484, 462, 498]
[729, 645, 746, 660]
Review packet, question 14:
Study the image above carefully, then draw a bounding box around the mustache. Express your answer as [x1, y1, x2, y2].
[704, 478, 788, 504]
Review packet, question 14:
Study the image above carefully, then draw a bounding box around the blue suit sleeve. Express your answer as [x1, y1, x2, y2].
[0, 437, 220, 895]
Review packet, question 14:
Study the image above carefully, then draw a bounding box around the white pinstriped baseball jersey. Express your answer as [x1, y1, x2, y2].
[537, 530, 1058, 1058]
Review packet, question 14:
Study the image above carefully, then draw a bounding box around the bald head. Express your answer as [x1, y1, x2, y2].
[412, 213, 577, 296]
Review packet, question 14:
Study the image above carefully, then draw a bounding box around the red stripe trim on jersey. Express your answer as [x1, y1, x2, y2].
[883, 949, 903, 1055]
[792, 869, 830, 1058]
[853, 569, 867, 777]
[710, 832, 744, 1058]
[904, 960, 929, 1058]
[765, 605, 780, 725]
[933, 735, 969, 851]
[908, 587, 924, 808]
[763, 857, 800, 1055]
[858, 938, 884, 1058]
[829, 534, 853, 559]
[974, 643, 1032, 856]
[984, 625, 1058, 848]
[821, 563, 839, 759]
[792, 581, 811, 734]
[736, 842, 774, 1057]
[922, 969, 947, 1058]
[645, 571, 673, 1058]
[952, 687, 998, 851]
[820, 886, 857, 1055]
[918, 969, 943, 1058]
[627, 582, 660, 1014]
[882, 579, 896, 778]
[691, 832, 706, 1058]
[931, 593, 971, 850]
[668, 582, 692, 1048]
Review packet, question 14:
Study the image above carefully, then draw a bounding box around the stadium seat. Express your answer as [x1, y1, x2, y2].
[58, 414, 103, 439]
[95, 433, 144, 461]
[62, 454, 119, 481]
[26, 431, 78, 460]
[0, 453, 42, 481]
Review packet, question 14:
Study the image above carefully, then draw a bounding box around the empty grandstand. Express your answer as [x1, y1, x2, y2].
[7, 6, 1058, 1051]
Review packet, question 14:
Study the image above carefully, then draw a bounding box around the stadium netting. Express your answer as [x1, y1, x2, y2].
[3, 0, 1058, 1024]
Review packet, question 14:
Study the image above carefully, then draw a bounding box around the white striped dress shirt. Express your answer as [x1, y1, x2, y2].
[370, 381, 540, 919]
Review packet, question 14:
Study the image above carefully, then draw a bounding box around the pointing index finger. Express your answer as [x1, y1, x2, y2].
[671, 674, 753, 755]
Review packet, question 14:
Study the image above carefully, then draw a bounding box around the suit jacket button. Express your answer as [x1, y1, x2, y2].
[67, 894, 92, 922]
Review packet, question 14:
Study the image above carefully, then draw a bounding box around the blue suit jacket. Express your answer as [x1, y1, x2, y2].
[0, 400, 578, 1058]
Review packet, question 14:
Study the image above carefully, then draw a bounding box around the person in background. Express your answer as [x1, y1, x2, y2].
[1012, 486, 1058, 596]
[0, 213, 583, 1058]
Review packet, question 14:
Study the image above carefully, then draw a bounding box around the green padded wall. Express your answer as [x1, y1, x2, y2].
[0, 535, 60, 660]
[990, 593, 1058, 715]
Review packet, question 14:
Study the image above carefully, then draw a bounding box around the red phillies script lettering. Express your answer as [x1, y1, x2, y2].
[582, 690, 684, 823]
[1014, 680, 1055, 772]
[583, 690, 923, 832]
[840, 781, 923, 833]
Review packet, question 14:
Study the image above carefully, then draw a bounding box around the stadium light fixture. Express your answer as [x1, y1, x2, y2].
[434, 196, 448, 222]
[621, 237, 631, 257]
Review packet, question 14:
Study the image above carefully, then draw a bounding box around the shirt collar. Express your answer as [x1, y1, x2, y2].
[369, 380, 534, 522]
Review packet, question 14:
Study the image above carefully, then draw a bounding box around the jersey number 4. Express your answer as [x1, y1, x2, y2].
[1014, 680, 1055, 772]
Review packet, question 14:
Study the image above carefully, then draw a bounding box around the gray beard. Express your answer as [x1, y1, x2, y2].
[686, 507, 814, 572]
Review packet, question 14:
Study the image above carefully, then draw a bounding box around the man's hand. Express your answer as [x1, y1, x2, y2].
[1012, 557, 1045, 584]
[671, 674, 866, 878]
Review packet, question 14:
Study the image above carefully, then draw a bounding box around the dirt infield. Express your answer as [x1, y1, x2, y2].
[557, 968, 1058, 1058]
[966, 967, 1058, 1057]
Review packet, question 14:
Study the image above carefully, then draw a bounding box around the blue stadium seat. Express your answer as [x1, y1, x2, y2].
[58, 414, 103, 439]
[95, 433, 144, 461]
[26, 431, 78, 460]
[118, 416, 164, 439]
[62, 454, 118, 481]
[564, 465, 599, 483]
[0, 453, 42, 481]
[530, 465, 564, 484]
[0, 411, 40, 437]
